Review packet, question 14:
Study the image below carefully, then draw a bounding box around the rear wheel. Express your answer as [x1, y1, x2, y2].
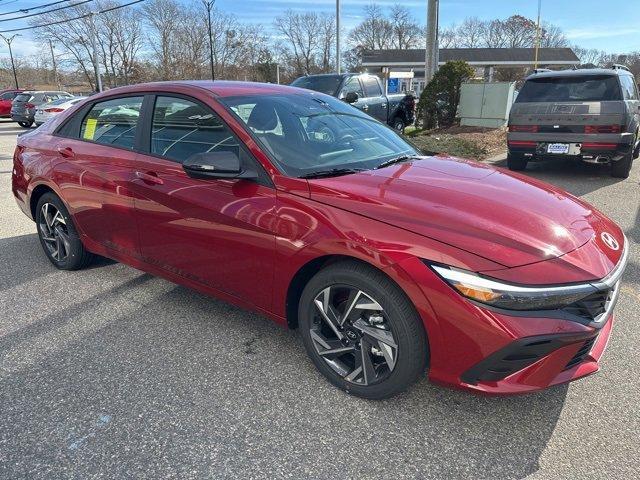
[18, 121, 33, 128]
[391, 116, 405, 133]
[507, 152, 528, 171]
[35, 193, 94, 270]
[611, 152, 633, 178]
[299, 261, 428, 399]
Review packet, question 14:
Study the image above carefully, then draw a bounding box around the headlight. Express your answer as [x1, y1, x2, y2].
[430, 264, 596, 311]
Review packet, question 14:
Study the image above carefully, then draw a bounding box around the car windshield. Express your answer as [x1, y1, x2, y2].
[220, 93, 419, 178]
[291, 76, 342, 95]
[14, 93, 32, 102]
[516, 75, 622, 102]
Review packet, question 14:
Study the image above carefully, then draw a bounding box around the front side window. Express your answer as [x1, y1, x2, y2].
[151, 96, 240, 163]
[340, 77, 364, 99]
[516, 75, 623, 102]
[80, 96, 143, 149]
[362, 76, 382, 97]
[221, 93, 418, 178]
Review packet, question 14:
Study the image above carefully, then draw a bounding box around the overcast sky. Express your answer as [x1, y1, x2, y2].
[3, 0, 639, 58]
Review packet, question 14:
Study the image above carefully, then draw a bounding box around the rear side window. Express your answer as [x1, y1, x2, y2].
[150, 96, 240, 163]
[362, 76, 382, 97]
[620, 75, 638, 100]
[516, 75, 622, 102]
[80, 96, 143, 150]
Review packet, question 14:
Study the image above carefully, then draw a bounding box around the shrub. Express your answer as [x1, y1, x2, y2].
[417, 60, 475, 129]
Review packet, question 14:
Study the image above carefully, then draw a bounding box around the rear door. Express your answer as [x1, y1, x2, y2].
[360, 76, 388, 122]
[129, 94, 277, 310]
[53, 95, 144, 256]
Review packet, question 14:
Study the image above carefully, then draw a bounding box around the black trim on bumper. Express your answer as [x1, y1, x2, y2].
[461, 332, 594, 385]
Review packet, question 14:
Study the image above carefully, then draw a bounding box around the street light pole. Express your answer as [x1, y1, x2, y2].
[203, 0, 216, 81]
[336, 0, 341, 74]
[0, 34, 20, 89]
[534, 0, 542, 69]
[424, 0, 439, 85]
[89, 12, 103, 92]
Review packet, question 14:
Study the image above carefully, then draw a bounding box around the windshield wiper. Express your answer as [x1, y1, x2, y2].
[375, 155, 420, 170]
[299, 168, 368, 179]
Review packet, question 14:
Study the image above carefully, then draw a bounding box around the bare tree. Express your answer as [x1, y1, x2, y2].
[457, 17, 485, 48]
[349, 4, 394, 50]
[142, 0, 182, 80]
[389, 4, 421, 49]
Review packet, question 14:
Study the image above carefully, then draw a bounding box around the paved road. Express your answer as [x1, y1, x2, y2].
[0, 121, 638, 479]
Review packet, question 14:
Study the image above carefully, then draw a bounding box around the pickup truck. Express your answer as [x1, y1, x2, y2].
[291, 73, 416, 131]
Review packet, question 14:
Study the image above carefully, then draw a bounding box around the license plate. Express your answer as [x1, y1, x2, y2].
[547, 143, 570, 154]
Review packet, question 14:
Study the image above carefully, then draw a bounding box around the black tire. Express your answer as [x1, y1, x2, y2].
[611, 152, 633, 178]
[18, 121, 33, 128]
[299, 260, 428, 400]
[35, 192, 94, 270]
[391, 116, 405, 133]
[507, 152, 528, 171]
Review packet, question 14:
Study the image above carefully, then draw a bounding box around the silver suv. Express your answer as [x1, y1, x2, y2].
[507, 66, 639, 178]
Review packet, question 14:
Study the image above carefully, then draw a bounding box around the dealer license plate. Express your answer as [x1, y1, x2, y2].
[547, 143, 570, 154]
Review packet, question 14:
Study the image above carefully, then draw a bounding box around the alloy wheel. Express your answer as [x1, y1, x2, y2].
[38, 203, 71, 262]
[309, 285, 398, 386]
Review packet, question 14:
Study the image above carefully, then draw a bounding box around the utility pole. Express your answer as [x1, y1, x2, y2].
[534, 0, 542, 69]
[0, 33, 20, 89]
[89, 12, 103, 92]
[203, 0, 216, 81]
[336, 0, 341, 74]
[276, 63, 280, 84]
[49, 40, 60, 90]
[424, 0, 439, 85]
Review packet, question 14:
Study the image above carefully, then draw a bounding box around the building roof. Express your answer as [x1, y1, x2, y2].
[362, 48, 580, 67]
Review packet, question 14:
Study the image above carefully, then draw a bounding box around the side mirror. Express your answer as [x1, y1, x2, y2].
[183, 151, 257, 180]
[344, 92, 359, 104]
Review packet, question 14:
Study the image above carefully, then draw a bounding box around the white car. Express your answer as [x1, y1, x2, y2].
[34, 96, 86, 126]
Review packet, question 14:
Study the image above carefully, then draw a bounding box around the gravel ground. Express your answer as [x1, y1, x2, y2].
[0, 120, 638, 479]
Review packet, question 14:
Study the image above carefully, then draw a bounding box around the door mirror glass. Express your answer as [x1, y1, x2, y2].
[344, 92, 359, 104]
[183, 151, 257, 180]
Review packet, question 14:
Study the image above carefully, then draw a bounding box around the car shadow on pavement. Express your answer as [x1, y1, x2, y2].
[0, 250, 569, 479]
[492, 157, 625, 197]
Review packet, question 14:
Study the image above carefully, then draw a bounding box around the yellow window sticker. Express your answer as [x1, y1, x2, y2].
[84, 118, 98, 140]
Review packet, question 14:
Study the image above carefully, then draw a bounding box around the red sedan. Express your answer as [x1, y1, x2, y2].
[12, 81, 628, 398]
[0, 88, 22, 118]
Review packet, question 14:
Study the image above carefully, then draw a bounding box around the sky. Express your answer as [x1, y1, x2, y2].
[3, 0, 640, 58]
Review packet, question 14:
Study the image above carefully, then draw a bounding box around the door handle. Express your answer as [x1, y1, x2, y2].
[135, 171, 164, 185]
[57, 146, 74, 159]
[362, 105, 369, 111]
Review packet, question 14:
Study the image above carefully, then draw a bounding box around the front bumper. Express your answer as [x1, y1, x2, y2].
[395, 243, 627, 395]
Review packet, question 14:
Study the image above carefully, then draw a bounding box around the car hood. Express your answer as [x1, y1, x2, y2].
[307, 156, 622, 269]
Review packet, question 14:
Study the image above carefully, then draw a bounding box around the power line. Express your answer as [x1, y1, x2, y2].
[0, 0, 145, 33]
[0, 0, 96, 23]
[0, 0, 71, 17]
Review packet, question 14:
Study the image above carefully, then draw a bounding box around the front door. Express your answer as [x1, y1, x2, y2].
[0, 91, 17, 117]
[130, 95, 277, 311]
[55, 95, 144, 257]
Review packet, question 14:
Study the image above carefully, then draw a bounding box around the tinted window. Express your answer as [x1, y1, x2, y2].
[221, 94, 418, 178]
[362, 76, 382, 97]
[0, 92, 16, 100]
[151, 96, 240, 163]
[516, 75, 622, 102]
[340, 77, 364, 99]
[291, 76, 342, 95]
[80, 96, 143, 149]
[14, 93, 32, 102]
[620, 75, 638, 100]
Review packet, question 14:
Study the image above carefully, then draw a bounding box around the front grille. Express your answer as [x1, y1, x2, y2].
[564, 336, 598, 370]
[562, 282, 618, 323]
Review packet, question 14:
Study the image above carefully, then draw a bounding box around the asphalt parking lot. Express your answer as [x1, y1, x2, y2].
[0, 120, 638, 480]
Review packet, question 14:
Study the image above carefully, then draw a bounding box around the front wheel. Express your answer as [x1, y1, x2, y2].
[299, 261, 428, 399]
[35, 192, 94, 270]
[18, 121, 33, 128]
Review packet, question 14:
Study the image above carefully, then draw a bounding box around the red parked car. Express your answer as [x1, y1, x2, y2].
[12, 81, 628, 398]
[0, 88, 23, 118]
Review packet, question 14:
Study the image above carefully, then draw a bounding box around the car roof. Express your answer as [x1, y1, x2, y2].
[528, 68, 632, 79]
[85, 80, 321, 99]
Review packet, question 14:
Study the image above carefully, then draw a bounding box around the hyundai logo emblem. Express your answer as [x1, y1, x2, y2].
[601, 232, 620, 251]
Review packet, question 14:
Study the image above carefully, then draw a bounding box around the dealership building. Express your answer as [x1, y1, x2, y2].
[361, 47, 580, 95]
